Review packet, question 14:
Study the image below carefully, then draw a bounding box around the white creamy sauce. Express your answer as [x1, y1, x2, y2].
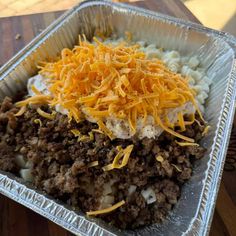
[27, 74, 49, 96]
[106, 102, 195, 139]
[27, 38, 212, 140]
[28, 74, 68, 115]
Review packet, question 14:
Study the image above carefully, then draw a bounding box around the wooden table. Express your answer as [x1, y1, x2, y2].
[0, 0, 236, 235]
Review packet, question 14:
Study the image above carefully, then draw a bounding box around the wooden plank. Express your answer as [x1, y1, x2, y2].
[0, 1, 235, 236]
[134, 0, 201, 23]
[215, 183, 236, 236]
[0, 12, 60, 65]
[0, 0, 201, 66]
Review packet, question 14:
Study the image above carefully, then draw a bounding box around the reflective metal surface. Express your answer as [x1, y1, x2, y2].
[0, 1, 236, 235]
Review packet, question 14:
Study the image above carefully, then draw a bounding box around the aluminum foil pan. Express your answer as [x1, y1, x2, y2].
[1, 1, 236, 235]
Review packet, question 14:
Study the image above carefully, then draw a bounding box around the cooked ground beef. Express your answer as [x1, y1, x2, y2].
[0, 97, 206, 229]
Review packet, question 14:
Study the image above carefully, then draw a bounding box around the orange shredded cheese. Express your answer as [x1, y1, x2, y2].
[86, 200, 125, 216]
[36, 107, 55, 120]
[15, 95, 50, 107]
[175, 140, 199, 147]
[194, 118, 204, 127]
[156, 155, 164, 162]
[78, 135, 90, 142]
[31, 85, 41, 95]
[118, 145, 134, 168]
[14, 106, 26, 117]
[172, 164, 182, 172]
[34, 119, 42, 127]
[87, 161, 99, 168]
[102, 164, 113, 171]
[113, 145, 133, 169]
[97, 120, 114, 140]
[92, 129, 104, 134]
[177, 112, 186, 131]
[88, 131, 94, 140]
[71, 129, 94, 142]
[202, 125, 210, 136]
[71, 129, 81, 137]
[103, 145, 134, 171]
[17, 36, 202, 141]
[184, 113, 195, 125]
[157, 117, 194, 143]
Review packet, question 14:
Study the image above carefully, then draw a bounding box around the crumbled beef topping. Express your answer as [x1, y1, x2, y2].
[0, 97, 206, 229]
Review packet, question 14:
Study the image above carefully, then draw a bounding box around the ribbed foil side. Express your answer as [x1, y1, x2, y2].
[0, 1, 236, 235]
[0, 172, 117, 236]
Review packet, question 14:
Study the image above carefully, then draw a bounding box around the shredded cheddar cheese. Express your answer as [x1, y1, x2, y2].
[78, 135, 90, 142]
[202, 125, 210, 136]
[177, 112, 186, 131]
[71, 129, 81, 137]
[86, 200, 125, 216]
[36, 107, 55, 120]
[103, 145, 134, 171]
[156, 155, 164, 162]
[87, 161, 99, 168]
[113, 145, 133, 168]
[102, 164, 113, 171]
[16, 36, 203, 141]
[71, 129, 95, 142]
[14, 106, 26, 117]
[31, 85, 41, 95]
[15, 95, 50, 107]
[172, 164, 182, 172]
[34, 119, 43, 127]
[88, 131, 94, 141]
[175, 140, 199, 147]
[92, 129, 104, 134]
[97, 120, 114, 140]
[194, 118, 204, 127]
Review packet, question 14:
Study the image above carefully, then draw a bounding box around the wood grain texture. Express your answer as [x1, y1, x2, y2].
[0, 0, 235, 235]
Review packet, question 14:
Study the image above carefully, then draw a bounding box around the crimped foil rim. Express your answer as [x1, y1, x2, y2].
[0, 1, 236, 236]
[1, 0, 236, 80]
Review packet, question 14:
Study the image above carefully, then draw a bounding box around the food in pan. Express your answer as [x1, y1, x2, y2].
[0, 35, 211, 229]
